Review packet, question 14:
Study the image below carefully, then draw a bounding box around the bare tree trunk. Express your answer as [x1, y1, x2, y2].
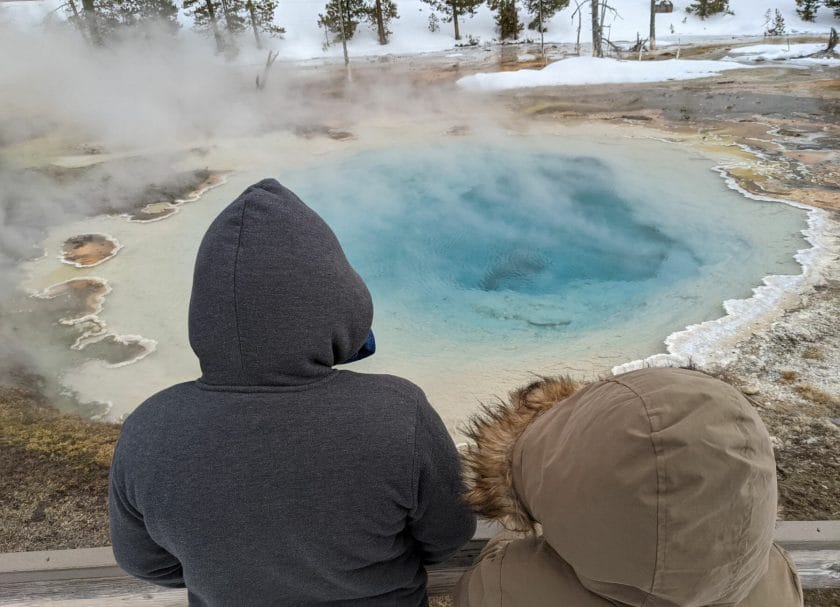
[573, 1, 582, 55]
[67, 0, 91, 44]
[204, 0, 226, 52]
[590, 0, 602, 57]
[599, 0, 606, 34]
[80, 0, 102, 46]
[338, 0, 349, 66]
[256, 49, 278, 89]
[247, 0, 262, 49]
[452, 0, 461, 41]
[511, 0, 519, 39]
[649, 0, 656, 50]
[828, 27, 838, 53]
[539, 0, 545, 65]
[374, 0, 387, 44]
[219, 0, 236, 37]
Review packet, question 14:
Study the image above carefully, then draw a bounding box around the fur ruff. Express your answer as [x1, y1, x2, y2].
[461, 376, 580, 531]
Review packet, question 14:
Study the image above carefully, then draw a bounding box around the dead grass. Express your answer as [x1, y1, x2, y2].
[793, 383, 837, 406]
[801, 347, 826, 361]
[805, 589, 840, 607]
[780, 370, 800, 383]
[1, 388, 117, 467]
[0, 384, 120, 552]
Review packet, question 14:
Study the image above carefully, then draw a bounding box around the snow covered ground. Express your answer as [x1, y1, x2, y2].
[2, 0, 839, 63]
[457, 39, 839, 91]
[724, 42, 840, 65]
[457, 56, 757, 90]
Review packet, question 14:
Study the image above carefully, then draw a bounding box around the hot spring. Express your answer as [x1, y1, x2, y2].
[21, 131, 809, 433]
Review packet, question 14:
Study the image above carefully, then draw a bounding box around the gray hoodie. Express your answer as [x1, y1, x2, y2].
[109, 179, 476, 606]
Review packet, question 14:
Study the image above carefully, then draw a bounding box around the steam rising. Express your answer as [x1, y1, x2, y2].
[1, 18, 811, 423]
[0, 17, 474, 392]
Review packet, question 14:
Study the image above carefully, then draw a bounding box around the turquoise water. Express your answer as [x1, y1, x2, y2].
[287, 147, 713, 343]
[25, 136, 808, 429]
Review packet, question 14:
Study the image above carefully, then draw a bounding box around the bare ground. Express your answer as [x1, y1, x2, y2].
[0, 380, 118, 552]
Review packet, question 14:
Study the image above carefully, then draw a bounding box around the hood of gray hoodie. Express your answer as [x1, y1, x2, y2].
[188, 178, 373, 387]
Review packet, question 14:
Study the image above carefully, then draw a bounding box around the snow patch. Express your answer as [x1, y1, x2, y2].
[725, 43, 840, 66]
[726, 42, 826, 59]
[457, 56, 755, 91]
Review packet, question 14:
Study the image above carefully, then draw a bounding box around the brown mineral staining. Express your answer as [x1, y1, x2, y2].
[33, 278, 111, 324]
[126, 202, 180, 223]
[61, 234, 121, 268]
[183, 170, 230, 199]
[30, 279, 156, 368]
[124, 169, 229, 222]
[293, 124, 356, 141]
[77, 333, 156, 367]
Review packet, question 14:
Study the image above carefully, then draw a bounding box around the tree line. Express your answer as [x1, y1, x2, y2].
[794, 0, 840, 21]
[65, 0, 840, 54]
[67, 0, 284, 50]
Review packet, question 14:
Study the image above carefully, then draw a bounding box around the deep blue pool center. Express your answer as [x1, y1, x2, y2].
[285, 145, 727, 341]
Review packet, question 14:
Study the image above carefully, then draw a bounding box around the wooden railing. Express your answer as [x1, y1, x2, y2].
[1, 521, 837, 605]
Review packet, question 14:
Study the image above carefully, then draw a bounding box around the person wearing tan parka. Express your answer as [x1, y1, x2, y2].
[455, 367, 803, 607]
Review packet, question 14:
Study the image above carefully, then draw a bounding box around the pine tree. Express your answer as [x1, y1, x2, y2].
[67, 0, 180, 43]
[427, 11, 440, 32]
[124, 0, 179, 29]
[181, 0, 225, 50]
[183, 0, 283, 51]
[771, 9, 785, 35]
[685, 0, 730, 19]
[523, 0, 568, 32]
[420, 0, 482, 40]
[763, 8, 786, 34]
[318, 0, 368, 41]
[368, 0, 398, 44]
[245, 0, 285, 48]
[488, 0, 522, 39]
[822, 0, 840, 19]
[795, 0, 820, 21]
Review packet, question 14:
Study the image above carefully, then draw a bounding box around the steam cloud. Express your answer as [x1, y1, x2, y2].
[0, 16, 477, 388]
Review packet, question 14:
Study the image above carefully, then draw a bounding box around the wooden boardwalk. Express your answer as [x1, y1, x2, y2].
[1, 521, 837, 605]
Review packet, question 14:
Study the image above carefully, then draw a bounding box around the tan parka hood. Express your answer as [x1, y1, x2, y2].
[458, 367, 803, 607]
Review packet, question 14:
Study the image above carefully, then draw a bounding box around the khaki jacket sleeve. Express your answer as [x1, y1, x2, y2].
[736, 544, 804, 607]
[453, 536, 507, 607]
[454, 533, 615, 607]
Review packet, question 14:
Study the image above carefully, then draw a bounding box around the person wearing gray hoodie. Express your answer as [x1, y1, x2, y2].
[108, 179, 476, 606]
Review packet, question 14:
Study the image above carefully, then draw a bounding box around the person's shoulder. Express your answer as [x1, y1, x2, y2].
[338, 371, 429, 406]
[121, 381, 197, 434]
[112, 383, 196, 472]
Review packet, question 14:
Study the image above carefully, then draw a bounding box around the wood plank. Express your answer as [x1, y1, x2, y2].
[775, 521, 840, 550]
[0, 520, 837, 604]
[0, 548, 123, 584]
[787, 549, 840, 591]
[0, 577, 186, 606]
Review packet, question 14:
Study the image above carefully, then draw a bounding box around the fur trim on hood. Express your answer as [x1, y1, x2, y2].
[461, 376, 580, 531]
